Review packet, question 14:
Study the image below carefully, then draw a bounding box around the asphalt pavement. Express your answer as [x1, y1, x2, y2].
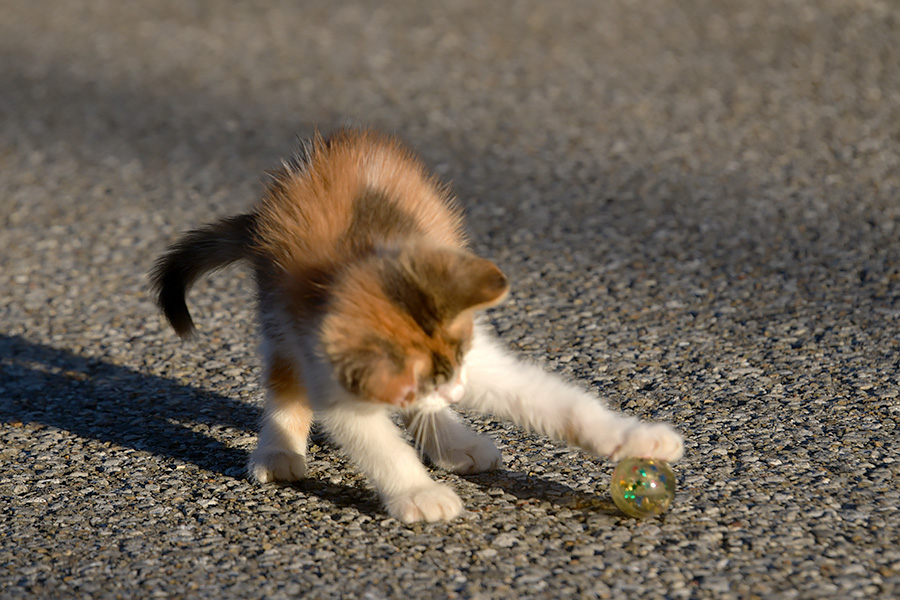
[1, 1, 899, 598]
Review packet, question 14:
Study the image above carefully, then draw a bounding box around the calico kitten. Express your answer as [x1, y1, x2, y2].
[151, 129, 683, 523]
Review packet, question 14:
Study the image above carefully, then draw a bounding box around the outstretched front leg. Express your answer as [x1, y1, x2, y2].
[459, 325, 684, 462]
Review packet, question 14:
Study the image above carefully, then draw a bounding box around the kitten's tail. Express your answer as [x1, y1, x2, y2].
[150, 214, 256, 337]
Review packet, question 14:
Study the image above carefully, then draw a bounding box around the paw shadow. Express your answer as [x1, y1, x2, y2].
[291, 478, 384, 518]
[462, 469, 620, 516]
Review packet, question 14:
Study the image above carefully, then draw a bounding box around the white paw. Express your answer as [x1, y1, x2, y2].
[613, 422, 684, 462]
[248, 448, 308, 483]
[384, 483, 464, 523]
[432, 434, 502, 475]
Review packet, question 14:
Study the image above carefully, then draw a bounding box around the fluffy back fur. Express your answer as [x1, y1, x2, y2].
[152, 129, 508, 407]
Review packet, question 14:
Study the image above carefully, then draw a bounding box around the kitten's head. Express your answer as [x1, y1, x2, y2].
[321, 241, 508, 407]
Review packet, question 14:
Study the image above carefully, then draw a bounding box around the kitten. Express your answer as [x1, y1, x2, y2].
[150, 129, 683, 523]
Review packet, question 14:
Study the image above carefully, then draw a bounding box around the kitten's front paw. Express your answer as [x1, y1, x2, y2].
[385, 483, 464, 523]
[433, 433, 502, 475]
[248, 449, 308, 483]
[614, 422, 684, 462]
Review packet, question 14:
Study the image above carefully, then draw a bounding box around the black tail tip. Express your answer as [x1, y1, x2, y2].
[157, 286, 197, 338]
[168, 310, 197, 339]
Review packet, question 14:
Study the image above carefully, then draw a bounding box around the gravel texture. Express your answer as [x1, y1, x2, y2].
[2, 1, 899, 598]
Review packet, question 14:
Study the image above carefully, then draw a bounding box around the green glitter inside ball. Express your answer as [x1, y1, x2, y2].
[610, 457, 676, 518]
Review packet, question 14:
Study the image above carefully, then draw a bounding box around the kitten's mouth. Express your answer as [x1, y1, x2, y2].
[413, 382, 464, 411]
[437, 382, 465, 404]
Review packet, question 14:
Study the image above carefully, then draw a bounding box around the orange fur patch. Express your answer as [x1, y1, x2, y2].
[253, 130, 465, 276]
[266, 355, 314, 437]
[267, 355, 305, 398]
[249, 129, 507, 405]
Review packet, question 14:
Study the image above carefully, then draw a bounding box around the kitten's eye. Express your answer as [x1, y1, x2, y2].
[452, 337, 471, 363]
[430, 352, 453, 387]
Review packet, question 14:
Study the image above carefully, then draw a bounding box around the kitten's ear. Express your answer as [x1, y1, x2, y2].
[394, 244, 508, 330]
[444, 254, 509, 339]
[441, 254, 507, 339]
[449, 255, 509, 313]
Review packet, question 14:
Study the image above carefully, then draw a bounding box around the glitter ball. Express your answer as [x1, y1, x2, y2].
[610, 457, 676, 518]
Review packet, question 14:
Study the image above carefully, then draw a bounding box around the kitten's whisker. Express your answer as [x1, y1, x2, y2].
[429, 412, 443, 463]
[410, 411, 427, 461]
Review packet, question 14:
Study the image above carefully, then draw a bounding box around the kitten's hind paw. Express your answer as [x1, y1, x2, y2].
[613, 422, 684, 463]
[248, 449, 308, 483]
[385, 483, 464, 523]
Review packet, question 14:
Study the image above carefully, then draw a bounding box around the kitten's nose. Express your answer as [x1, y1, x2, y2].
[438, 381, 465, 403]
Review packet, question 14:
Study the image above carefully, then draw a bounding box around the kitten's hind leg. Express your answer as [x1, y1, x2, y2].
[249, 355, 312, 483]
[403, 406, 502, 475]
[460, 325, 684, 462]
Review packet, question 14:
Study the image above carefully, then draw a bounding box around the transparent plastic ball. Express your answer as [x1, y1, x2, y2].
[610, 457, 676, 518]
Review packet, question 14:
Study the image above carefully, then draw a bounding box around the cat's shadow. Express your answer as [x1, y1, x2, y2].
[1, 334, 258, 477]
[1, 334, 614, 519]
